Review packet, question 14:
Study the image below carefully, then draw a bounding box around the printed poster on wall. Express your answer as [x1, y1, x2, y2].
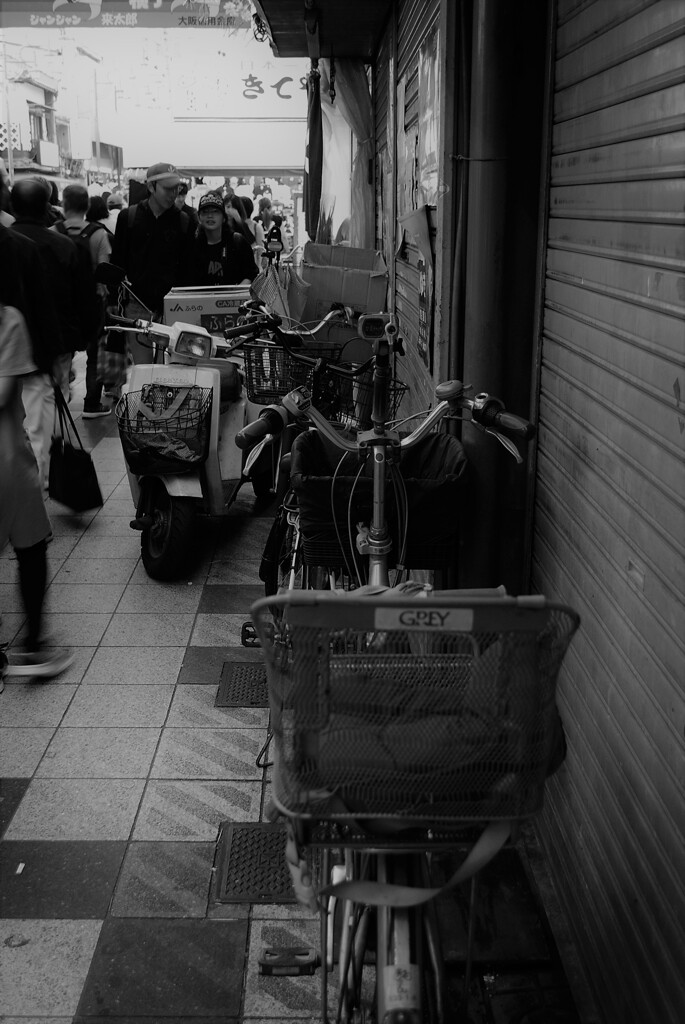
[418, 26, 440, 206]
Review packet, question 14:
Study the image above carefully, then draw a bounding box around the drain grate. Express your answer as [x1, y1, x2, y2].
[216, 662, 268, 707]
[214, 823, 295, 903]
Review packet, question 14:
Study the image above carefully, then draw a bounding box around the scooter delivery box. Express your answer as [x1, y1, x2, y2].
[163, 286, 251, 333]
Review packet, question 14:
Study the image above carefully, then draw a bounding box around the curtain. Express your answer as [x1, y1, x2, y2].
[303, 63, 323, 241]
[320, 58, 374, 249]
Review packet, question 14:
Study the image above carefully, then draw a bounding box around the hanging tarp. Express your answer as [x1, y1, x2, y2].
[303, 63, 323, 241]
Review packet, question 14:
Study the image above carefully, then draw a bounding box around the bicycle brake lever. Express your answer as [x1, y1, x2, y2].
[485, 428, 523, 463]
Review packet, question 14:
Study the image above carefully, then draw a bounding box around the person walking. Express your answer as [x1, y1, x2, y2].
[189, 192, 258, 287]
[103, 192, 124, 234]
[10, 179, 94, 485]
[110, 162, 195, 365]
[56, 184, 112, 418]
[173, 182, 199, 228]
[0, 303, 73, 679]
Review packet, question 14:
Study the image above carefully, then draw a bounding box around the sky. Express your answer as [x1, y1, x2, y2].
[2, 19, 309, 169]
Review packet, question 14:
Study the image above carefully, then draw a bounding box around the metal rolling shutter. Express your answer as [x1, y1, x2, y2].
[532, 2, 685, 1021]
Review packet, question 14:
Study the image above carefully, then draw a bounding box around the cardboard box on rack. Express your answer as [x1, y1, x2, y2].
[300, 243, 388, 325]
[163, 286, 251, 332]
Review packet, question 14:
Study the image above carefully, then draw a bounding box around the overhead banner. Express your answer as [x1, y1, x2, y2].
[0, 1, 252, 28]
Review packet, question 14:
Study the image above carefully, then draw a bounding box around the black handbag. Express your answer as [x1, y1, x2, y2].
[48, 385, 103, 512]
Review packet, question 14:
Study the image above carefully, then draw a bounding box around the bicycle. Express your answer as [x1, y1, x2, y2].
[236, 320, 579, 1021]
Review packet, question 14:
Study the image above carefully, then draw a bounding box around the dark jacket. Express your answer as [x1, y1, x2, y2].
[0, 224, 59, 373]
[13, 217, 95, 353]
[189, 228, 258, 287]
[111, 199, 195, 314]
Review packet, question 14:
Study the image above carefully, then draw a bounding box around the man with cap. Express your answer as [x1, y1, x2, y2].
[110, 162, 194, 364]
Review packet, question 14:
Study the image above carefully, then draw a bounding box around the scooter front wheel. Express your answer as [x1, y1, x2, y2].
[140, 480, 196, 581]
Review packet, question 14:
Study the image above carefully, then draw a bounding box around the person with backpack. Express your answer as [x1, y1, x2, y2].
[110, 162, 195, 365]
[9, 179, 93, 486]
[55, 184, 112, 418]
[189, 192, 258, 287]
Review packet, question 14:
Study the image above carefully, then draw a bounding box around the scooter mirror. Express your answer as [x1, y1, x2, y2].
[95, 263, 126, 287]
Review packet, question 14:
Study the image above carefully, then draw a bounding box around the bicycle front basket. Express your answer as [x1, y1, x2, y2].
[243, 342, 343, 406]
[116, 383, 213, 475]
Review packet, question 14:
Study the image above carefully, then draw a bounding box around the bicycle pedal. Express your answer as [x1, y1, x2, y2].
[241, 621, 260, 648]
[258, 946, 319, 976]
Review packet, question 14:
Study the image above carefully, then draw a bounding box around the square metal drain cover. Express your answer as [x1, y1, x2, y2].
[214, 822, 294, 903]
[216, 662, 268, 707]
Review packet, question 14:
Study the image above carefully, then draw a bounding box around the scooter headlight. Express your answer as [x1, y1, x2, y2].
[175, 331, 212, 359]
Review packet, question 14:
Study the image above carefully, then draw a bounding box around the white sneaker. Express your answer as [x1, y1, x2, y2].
[5, 648, 75, 679]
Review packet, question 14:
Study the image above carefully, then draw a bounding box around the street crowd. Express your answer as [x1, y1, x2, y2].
[0, 161, 285, 682]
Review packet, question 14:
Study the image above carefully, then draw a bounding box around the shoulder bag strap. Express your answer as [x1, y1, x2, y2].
[53, 384, 86, 451]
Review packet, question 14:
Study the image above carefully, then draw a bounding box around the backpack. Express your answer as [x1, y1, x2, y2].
[54, 221, 104, 347]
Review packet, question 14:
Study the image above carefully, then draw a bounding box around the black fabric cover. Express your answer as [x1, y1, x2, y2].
[290, 429, 469, 570]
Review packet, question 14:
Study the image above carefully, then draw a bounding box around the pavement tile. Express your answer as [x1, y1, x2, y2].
[5, 778, 145, 840]
[118, 583, 203, 614]
[0, 918, 102, 1015]
[190, 613, 250, 647]
[82, 515, 144, 537]
[70, 533, 142, 559]
[76, 918, 247, 1017]
[133, 780, 261, 840]
[0, 728, 55, 777]
[39, 612, 112, 647]
[243, 918, 321, 1018]
[177, 645, 262, 685]
[0, 613, 25, 643]
[61, 684, 174, 727]
[129, 559, 211, 585]
[44, 583, 126, 613]
[206, 559, 264, 584]
[0, 682, 76, 726]
[151, 728, 264, 780]
[110, 841, 215, 917]
[0, 583, 23, 613]
[53, 556, 139, 585]
[47, 513, 97, 536]
[212, 518, 272, 560]
[37, 727, 161, 778]
[0, 778, 30, 838]
[167, 684, 269, 729]
[100, 497, 138, 517]
[81, 646, 186, 685]
[198, 583, 264, 612]
[0, 840, 126, 918]
[102, 613, 196, 647]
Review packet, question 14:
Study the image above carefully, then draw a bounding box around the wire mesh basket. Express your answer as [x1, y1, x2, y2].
[116, 383, 213, 475]
[252, 592, 579, 830]
[243, 342, 343, 406]
[332, 369, 409, 432]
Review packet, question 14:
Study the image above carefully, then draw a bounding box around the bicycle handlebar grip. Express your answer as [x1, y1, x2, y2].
[222, 319, 267, 340]
[106, 313, 139, 328]
[494, 410, 536, 440]
[235, 406, 286, 450]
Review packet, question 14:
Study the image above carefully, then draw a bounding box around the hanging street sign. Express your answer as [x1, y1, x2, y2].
[0, 1, 253, 29]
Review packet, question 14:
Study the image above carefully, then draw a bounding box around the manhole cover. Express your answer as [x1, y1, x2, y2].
[214, 823, 294, 903]
[216, 662, 268, 707]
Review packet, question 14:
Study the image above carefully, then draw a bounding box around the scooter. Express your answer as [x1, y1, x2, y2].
[97, 264, 278, 580]
[97, 265, 356, 580]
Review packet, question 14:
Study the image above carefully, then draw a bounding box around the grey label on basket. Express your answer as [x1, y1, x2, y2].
[374, 608, 474, 631]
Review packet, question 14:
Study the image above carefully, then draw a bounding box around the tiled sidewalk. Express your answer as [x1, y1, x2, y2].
[1, 365, 588, 1023]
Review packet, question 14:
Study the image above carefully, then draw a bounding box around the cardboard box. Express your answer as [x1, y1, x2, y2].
[300, 244, 388, 324]
[163, 286, 251, 332]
